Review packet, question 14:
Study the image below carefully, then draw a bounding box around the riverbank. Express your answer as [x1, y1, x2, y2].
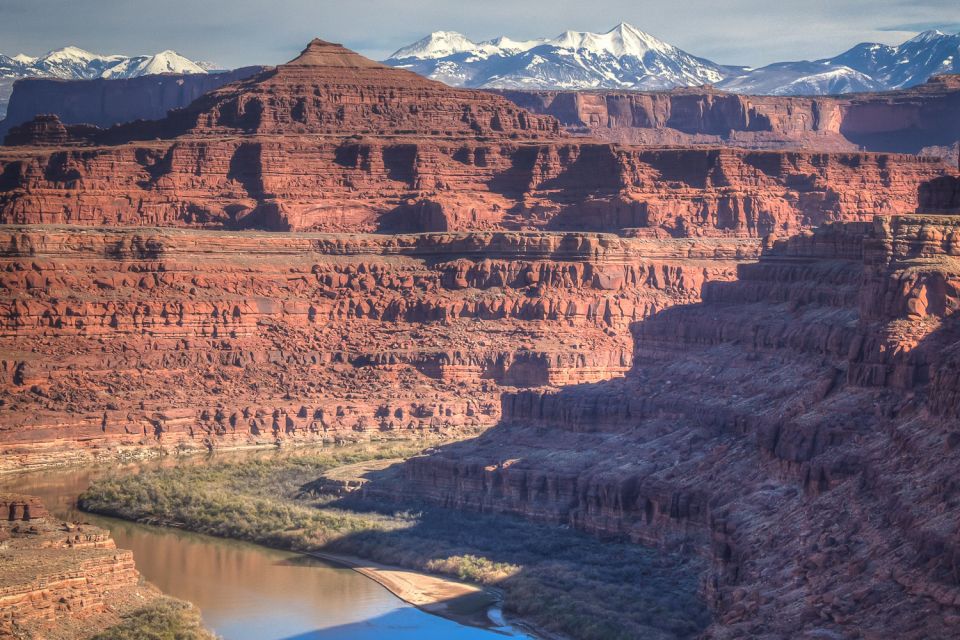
[78, 443, 710, 640]
[0, 436, 407, 476]
[307, 551, 498, 626]
[4, 453, 541, 640]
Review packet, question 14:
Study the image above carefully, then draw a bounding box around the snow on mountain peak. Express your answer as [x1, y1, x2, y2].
[141, 50, 206, 74]
[480, 36, 546, 54]
[0, 45, 210, 83]
[389, 31, 478, 59]
[906, 29, 947, 43]
[384, 25, 958, 95]
[548, 22, 674, 57]
[100, 50, 206, 79]
[41, 46, 103, 64]
[388, 23, 679, 61]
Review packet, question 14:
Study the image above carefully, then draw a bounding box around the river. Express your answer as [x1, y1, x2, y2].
[2, 461, 533, 640]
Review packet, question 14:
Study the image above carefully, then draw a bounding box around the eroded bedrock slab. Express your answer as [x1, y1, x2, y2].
[0, 39, 954, 235]
[393, 215, 960, 638]
[0, 494, 160, 639]
[0, 226, 758, 470]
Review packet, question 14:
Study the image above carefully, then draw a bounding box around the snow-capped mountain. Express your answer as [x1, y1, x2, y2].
[719, 30, 960, 95]
[0, 45, 211, 118]
[0, 45, 209, 82]
[385, 24, 960, 95]
[100, 51, 206, 79]
[827, 30, 960, 89]
[716, 62, 884, 95]
[391, 31, 491, 60]
[387, 23, 736, 90]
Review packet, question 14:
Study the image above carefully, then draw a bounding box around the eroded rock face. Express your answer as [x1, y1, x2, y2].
[496, 74, 960, 157]
[0, 494, 158, 639]
[2, 34, 959, 639]
[0, 40, 952, 236]
[0, 134, 945, 235]
[395, 215, 960, 638]
[0, 226, 758, 470]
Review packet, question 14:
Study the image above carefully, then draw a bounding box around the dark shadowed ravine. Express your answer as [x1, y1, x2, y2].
[2, 462, 533, 640]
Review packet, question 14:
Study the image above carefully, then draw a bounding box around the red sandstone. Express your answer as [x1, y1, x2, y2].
[0, 226, 756, 471]
[495, 74, 960, 158]
[0, 494, 161, 639]
[393, 215, 960, 639]
[0, 40, 953, 236]
[1, 35, 959, 640]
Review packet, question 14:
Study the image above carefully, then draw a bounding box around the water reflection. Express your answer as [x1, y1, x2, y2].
[2, 463, 529, 640]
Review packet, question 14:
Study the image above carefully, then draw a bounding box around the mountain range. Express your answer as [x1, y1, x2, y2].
[0, 46, 213, 117]
[1, 46, 212, 80]
[385, 23, 960, 95]
[2, 26, 957, 122]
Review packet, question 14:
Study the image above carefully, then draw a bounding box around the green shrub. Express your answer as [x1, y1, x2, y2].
[92, 598, 217, 640]
[80, 442, 709, 640]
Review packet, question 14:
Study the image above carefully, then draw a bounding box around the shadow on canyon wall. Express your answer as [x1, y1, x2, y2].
[309, 196, 960, 636]
[919, 174, 960, 212]
[310, 482, 711, 639]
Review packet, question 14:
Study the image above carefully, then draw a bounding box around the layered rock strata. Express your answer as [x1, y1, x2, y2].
[1, 34, 958, 636]
[395, 214, 960, 638]
[0, 41, 953, 236]
[0, 226, 757, 471]
[0, 494, 160, 639]
[0, 128, 946, 236]
[496, 74, 960, 157]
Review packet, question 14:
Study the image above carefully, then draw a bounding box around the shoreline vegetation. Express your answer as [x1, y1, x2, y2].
[92, 598, 218, 640]
[78, 441, 709, 640]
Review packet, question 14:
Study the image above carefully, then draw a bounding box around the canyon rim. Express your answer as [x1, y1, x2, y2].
[2, 3, 960, 640]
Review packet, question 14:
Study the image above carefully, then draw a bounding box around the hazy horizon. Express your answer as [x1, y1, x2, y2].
[1, 0, 958, 69]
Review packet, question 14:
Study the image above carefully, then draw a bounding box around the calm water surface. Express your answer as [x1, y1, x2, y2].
[2, 462, 530, 640]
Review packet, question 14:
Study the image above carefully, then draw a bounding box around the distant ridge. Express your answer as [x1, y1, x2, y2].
[385, 24, 960, 95]
[0, 45, 213, 118]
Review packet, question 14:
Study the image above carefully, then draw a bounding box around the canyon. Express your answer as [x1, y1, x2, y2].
[0, 41, 954, 237]
[0, 226, 757, 472]
[3, 70, 959, 166]
[1, 34, 960, 640]
[387, 212, 960, 638]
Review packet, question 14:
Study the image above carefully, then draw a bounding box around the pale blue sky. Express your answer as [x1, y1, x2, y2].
[1, 0, 958, 67]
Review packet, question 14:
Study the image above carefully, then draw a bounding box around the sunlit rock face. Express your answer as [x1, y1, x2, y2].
[0, 41, 952, 236]
[0, 226, 758, 470]
[2, 35, 960, 640]
[0, 493, 160, 639]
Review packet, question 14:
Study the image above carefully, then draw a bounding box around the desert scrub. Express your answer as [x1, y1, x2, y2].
[80, 442, 709, 640]
[425, 554, 520, 582]
[91, 598, 217, 640]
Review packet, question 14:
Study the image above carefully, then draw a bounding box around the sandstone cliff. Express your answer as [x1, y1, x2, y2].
[2, 34, 960, 639]
[495, 74, 960, 157]
[0, 226, 757, 471]
[391, 214, 960, 638]
[0, 41, 952, 236]
[0, 493, 162, 638]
